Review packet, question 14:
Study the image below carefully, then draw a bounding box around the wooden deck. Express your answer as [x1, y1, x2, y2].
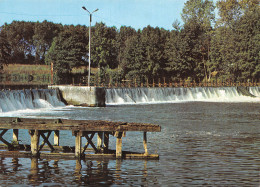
[0, 118, 161, 159]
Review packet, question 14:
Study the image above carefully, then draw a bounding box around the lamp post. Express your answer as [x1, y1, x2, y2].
[82, 6, 99, 86]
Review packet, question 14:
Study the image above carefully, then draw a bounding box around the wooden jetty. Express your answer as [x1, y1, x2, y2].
[0, 118, 161, 159]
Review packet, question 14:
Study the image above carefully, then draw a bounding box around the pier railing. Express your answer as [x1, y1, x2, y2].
[99, 79, 260, 88]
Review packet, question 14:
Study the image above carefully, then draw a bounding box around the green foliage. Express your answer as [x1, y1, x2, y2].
[33, 20, 62, 64]
[91, 22, 118, 69]
[0, 1, 259, 85]
[45, 29, 86, 84]
[0, 34, 11, 66]
[211, 0, 260, 81]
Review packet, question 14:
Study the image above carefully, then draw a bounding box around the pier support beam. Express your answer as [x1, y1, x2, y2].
[30, 130, 40, 157]
[103, 132, 109, 153]
[13, 129, 19, 145]
[54, 130, 60, 146]
[115, 132, 123, 159]
[97, 132, 103, 152]
[74, 131, 82, 158]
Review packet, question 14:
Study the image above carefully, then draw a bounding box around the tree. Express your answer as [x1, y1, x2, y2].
[140, 26, 168, 80]
[121, 32, 146, 80]
[0, 33, 11, 66]
[45, 29, 87, 84]
[211, 0, 260, 81]
[116, 26, 137, 70]
[33, 20, 62, 64]
[1, 21, 35, 64]
[180, 0, 215, 81]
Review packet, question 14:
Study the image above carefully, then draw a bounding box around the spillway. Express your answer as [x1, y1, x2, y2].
[0, 89, 65, 112]
[106, 87, 260, 105]
[249, 87, 260, 97]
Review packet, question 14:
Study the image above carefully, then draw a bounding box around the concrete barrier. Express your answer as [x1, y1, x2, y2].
[49, 85, 106, 107]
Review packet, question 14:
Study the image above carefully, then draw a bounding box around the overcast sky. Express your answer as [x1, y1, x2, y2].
[0, 0, 189, 30]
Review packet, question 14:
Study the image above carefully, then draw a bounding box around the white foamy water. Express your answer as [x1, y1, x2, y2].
[0, 89, 65, 113]
[106, 87, 260, 105]
[249, 86, 260, 97]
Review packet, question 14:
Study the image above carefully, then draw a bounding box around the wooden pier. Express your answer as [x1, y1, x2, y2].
[0, 118, 161, 159]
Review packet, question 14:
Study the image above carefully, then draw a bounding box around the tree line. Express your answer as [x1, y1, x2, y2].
[0, 0, 259, 85]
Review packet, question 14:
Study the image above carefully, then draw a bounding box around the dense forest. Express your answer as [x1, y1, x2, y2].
[0, 0, 259, 85]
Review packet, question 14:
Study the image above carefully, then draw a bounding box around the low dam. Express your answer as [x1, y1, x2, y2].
[106, 86, 260, 105]
[0, 89, 65, 112]
[0, 86, 259, 112]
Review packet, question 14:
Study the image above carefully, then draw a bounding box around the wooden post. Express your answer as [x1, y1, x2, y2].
[54, 130, 59, 146]
[103, 132, 109, 153]
[75, 131, 82, 158]
[30, 130, 40, 157]
[116, 132, 123, 159]
[97, 132, 103, 151]
[13, 129, 19, 145]
[143, 132, 148, 155]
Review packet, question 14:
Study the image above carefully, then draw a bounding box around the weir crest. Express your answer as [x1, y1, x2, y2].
[106, 87, 260, 105]
[0, 89, 65, 112]
[0, 87, 259, 112]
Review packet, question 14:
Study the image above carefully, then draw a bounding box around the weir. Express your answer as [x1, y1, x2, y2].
[0, 89, 65, 112]
[0, 87, 259, 113]
[106, 86, 260, 105]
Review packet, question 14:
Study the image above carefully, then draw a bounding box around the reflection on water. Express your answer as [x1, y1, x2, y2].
[0, 157, 152, 186]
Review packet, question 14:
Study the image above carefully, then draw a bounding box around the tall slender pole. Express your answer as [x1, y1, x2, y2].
[82, 7, 98, 87]
[88, 14, 91, 86]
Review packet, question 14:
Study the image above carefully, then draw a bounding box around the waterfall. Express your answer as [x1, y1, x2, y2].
[249, 87, 260, 97]
[106, 87, 260, 105]
[0, 89, 65, 112]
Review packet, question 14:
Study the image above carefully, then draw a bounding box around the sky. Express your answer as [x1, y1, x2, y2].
[0, 0, 188, 30]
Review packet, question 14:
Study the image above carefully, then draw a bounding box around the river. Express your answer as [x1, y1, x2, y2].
[0, 87, 260, 186]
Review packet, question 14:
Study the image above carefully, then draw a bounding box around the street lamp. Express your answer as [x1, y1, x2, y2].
[82, 6, 99, 86]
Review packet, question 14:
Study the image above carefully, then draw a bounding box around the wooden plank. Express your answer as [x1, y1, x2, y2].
[83, 132, 95, 151]
[39, 131, 54, 152]
[84, 133, 98, 153]
[0, 118, 161, 132]
[125, 154, 159, 159]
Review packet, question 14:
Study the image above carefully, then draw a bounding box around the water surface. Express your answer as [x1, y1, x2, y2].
[0, 102, 260, 186]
